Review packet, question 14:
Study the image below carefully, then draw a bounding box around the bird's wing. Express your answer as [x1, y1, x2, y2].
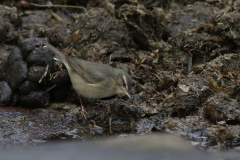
[66, 56, 113, 83]
[66, 56, 93, 83]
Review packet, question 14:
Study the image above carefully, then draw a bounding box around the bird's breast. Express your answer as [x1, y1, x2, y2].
[70, 73, 117, 99]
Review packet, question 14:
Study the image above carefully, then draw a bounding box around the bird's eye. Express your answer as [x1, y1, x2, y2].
[123, 82, 126, 87]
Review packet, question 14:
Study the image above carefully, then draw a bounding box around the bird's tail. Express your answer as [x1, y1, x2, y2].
[43, 43, 70, 69]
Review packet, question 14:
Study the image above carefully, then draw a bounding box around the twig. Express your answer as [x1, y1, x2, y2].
[39, 65, 49, 83]
[51, 12, 62, 21]
[46, 84, 57, 92]
[49, 71, 61, 80]
[31, 3, 86, 11]
[53, 71, 61, 79]
[229, 25, 236, 39]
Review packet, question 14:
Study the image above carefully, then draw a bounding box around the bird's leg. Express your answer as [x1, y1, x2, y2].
[79, 96, 88, 119]
[98, 99, 112, 125]
[98, 99, 110, 114]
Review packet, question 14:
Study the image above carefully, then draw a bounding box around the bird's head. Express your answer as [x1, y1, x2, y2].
[114, 70, 132, 99]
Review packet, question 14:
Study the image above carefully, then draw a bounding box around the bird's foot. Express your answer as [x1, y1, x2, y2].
[98, 100, 112, 125]
[105, 105, 110, 115]
[98, 99, 111, 115]
[81, 105, 88, 119]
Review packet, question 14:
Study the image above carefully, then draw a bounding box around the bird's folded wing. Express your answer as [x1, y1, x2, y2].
[66, 56, 108, 84]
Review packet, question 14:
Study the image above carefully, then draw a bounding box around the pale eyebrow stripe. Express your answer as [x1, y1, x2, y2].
[123, 74, 128, 90]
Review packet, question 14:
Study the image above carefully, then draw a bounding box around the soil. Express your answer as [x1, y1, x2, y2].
[0, 0, 240, 153]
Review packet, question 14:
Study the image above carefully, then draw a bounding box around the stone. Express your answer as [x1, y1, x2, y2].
[27, 66, 50, 85]
[19, 37, 45, 58]
[4, 47, 23, 70]
[50, 70, 70, 86]
[18, 81, 41, 95]
[4, 61, 28, 90]
[0, 81, 12, 106]
[19, 91, 50, 108]
[27, 47, 54, 70]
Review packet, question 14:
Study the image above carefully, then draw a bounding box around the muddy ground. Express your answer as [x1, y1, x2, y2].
[0, 0, 240, 153]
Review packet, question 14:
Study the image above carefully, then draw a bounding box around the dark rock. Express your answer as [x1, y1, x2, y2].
[19, 91, 50, 108]
[5, 61, 28, 90]
[0, 47, 22, 81]
[11, 94, 18, 106]
[18, 81, 41, 95]
[50, 70, 70, 86]
[27, 47, 54, 70]
[0, 81, 12, 106]
[0, 60, 6, 81]
[53, 60, 66, 71]
[19, 37, 45, 58]
[50, 86, 70, 102]
[27, 66, 50, 85]
[4, 47, 23, 70]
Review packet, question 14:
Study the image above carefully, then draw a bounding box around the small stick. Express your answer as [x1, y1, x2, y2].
[31, 3, 86, 11]
[39, 65, 49, 83]
[46, 84, 57, 92]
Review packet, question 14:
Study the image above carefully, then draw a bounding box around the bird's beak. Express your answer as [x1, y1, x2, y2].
[123, 88, 131, 99]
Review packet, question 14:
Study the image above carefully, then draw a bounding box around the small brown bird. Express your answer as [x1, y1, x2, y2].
[43, 43, 132, 118]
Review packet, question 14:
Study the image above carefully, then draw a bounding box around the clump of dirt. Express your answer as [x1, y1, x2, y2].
[70, 8, 131, 61]
[0, 6, 20, 44]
